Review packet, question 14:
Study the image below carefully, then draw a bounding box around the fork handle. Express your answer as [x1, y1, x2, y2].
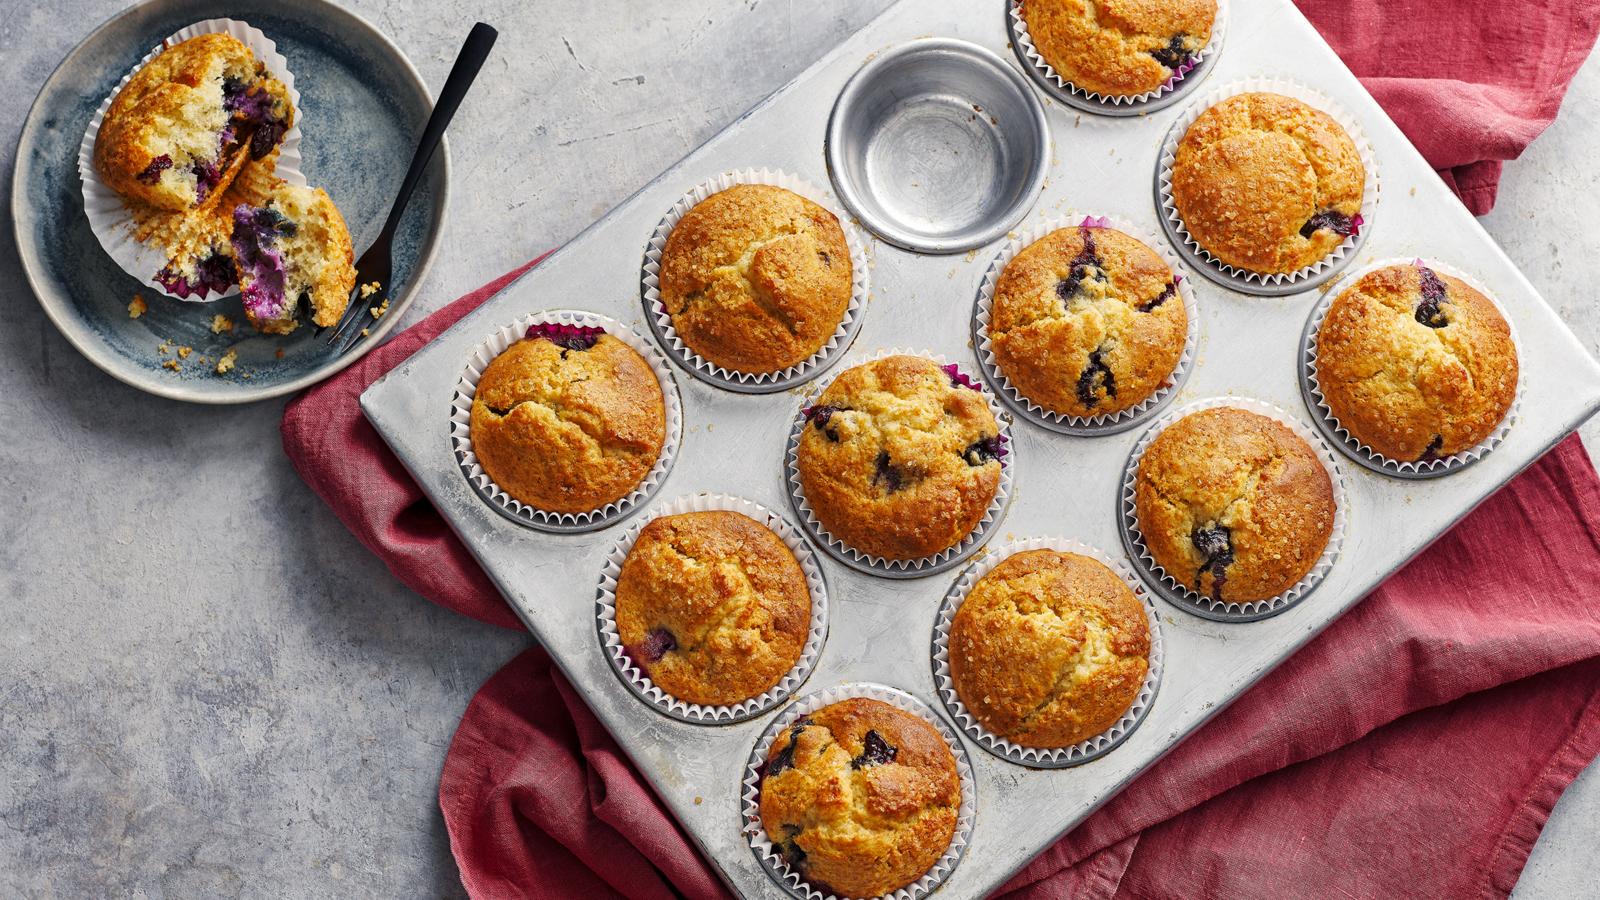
[379, 22, 498, 242]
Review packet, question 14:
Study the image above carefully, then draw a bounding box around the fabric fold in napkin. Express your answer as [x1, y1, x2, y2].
[279, 0, 1600, 895]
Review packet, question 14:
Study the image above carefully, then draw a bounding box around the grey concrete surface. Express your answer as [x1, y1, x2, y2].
[0, 1, 1596, 896]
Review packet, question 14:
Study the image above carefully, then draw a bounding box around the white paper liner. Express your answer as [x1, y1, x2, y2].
[1120, 396, 1348, 621]
[1157, 77, 1381, 287]
[641, 168, 870, 392]
[78, 18, 307, 302]
[741, 683, 975, 900]
[1008, 0, 1229, 107]
[931, 537, 1164, 768]
[784, 348, 1015, 577]
[1301, 258, 1523, 478]
[974, 213, 1200, 434]
[450, 310, 683, 532]
[594, 493, 829, 724]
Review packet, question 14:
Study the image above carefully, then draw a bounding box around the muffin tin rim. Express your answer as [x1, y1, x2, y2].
[931, 536, 1165, 768]
[594, 492, 831, 724]
[1299, 257, 1525, 479]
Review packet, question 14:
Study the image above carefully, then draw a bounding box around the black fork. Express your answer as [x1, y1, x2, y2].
[328, 22, 498, 353]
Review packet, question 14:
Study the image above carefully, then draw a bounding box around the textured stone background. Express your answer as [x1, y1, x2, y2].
[1, 1, 1596, 896]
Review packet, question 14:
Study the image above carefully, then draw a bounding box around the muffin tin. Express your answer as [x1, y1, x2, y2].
[360, 0, 1600, 896]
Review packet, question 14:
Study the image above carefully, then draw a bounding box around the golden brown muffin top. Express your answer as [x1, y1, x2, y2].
[990, 224, 1187, 418]
[759, 698, 960, 898]
[615, 510, 811, 707]
[659, 184, 853, 374]
[797, 356, 1003, 561]
[1172, 92, 1365, 275]
[950, 550, 1150, 748]
[1020, 0, 1217, 98]
[96, 34, 293, 213]
[469, 329, 666, 514]
[1134, 407, 1335, 603]
[1316, 263, 1518, 461]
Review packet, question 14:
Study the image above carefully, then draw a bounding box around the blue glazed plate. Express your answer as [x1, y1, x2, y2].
[12, 0, 449, 404]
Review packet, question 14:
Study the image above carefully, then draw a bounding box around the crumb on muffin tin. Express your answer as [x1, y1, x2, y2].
[989, 223, 1188, 419]
[614, 510, 812, 708]
[1315, 262, 1518, 463]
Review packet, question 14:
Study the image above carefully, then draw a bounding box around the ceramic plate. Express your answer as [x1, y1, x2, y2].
[12, 0, 449, 404]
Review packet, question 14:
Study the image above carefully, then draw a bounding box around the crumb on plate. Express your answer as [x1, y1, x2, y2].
[216, 348, 238, 375]
[359, 280, 382, 299]
[211, 314, 235, 334]
[128, 295, 147, 319]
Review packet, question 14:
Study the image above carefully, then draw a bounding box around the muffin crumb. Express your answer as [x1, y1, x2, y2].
[210, 314, 235, 334]
[128, 295, 148, 319]
[215, 348, 238, 374]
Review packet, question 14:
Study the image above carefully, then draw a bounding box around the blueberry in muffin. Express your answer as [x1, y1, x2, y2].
[950, 549, 1149, 748]
[1171, 92, 1365, 275]
[470, 325, 667, 514]
[989, 223, 1187, 418]
[95, 34, 294, 213]
[1134, 407, 1335, 602]
[227, 182, 356, 334]
[758, 698, 960, 897]
[615, 510, 811, 707]
[1019, 0, 1217, 98]
[1315, 262, 1518, 461]
[797, 356, 1003, 561]
[658, 184, 853, 374]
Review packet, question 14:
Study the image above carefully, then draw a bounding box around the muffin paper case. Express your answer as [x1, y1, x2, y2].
[641, 168, 871, 394]
[973, 213, 1200, 436]
[78, 18, 307, 302]
[1007, 0, 1229, 113]
[594, 493, 829, 724]
[1300, 258, 1524, 479]
[1119, 396, 1349, 622]
[450, 310, 683, 533]
[931, 537, 1164, 768]
[784, 348, 1016, 579]
[1155, 77, 1381, 296]
[741, 682, 976, 900]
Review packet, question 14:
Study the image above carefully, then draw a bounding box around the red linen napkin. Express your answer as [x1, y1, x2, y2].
[280, 1, 1600, 896]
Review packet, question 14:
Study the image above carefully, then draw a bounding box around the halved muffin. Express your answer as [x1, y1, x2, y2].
[96, 34, 295, 213]
[229, 182, 356, 335]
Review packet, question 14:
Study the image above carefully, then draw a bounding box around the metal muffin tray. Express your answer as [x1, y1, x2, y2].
[360, 0, 1600, 896]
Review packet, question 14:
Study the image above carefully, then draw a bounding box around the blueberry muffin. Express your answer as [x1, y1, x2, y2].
[1316, 263, 1517, 461]
[470, 326, 666, 514]
[949, 550, 1149, 748]
[1171, 92, 1365, 275]
[228, 182, 356, 334]
[759, 698, 960, 898]
[615, 511, 811, 707]
[1134, 407, 1335, 602]
[989, 224, 1187, 418]
[658, 184, 852, 374]
[96, 34, 294, 213]
[797, 356, 1003, 561]
[1019, 0, 1217, 98]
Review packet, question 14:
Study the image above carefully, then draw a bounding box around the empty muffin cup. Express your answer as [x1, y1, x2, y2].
[825, 38, 1049, 254]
